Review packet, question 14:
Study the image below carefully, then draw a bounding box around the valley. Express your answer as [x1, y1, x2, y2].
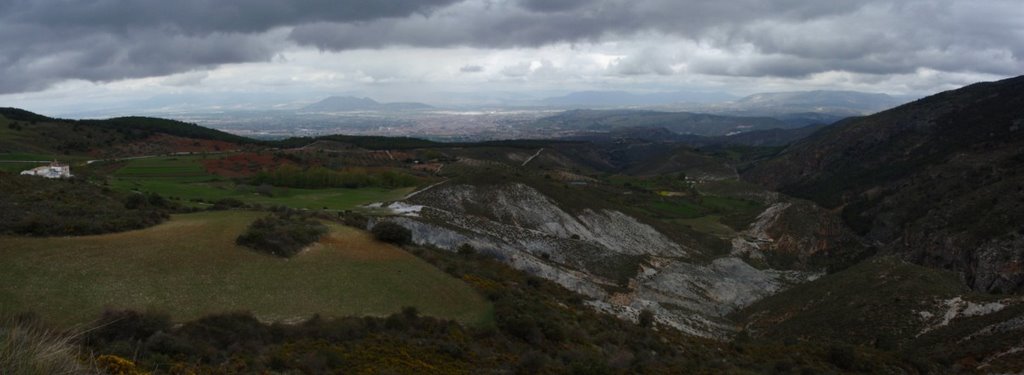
[2, 75, 1024, 373]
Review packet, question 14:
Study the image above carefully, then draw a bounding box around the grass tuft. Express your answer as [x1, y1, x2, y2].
[0, 318, 95, 375]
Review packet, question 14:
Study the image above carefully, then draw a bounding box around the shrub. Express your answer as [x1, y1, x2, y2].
[236, 213, 328, 257]
[87, 310, 171, 346]
[211, 197, 246, 210]
[457, 243, 477, 257]
[828, 344, 857, 370]
[371, 221, 412, 245]
[637, 309, 655, 328]
[95, 354, 144, 375]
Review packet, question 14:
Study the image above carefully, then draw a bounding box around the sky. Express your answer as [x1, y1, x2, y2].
[1, 0, 1022, 116]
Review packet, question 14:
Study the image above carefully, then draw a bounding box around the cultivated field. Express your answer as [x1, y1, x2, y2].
[0, 210, 491, 328]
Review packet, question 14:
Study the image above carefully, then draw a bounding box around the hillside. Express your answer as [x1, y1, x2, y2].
[362, 142, 871, 338]
[0, 108, 250, 156]
[724, 90, 904, 115]
[735, 256, 1024, 372]
[744, 75, 1024, 293]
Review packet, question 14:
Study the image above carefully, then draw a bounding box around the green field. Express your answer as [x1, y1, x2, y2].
[0, 210, 491, 328]
[107, 156, 413, 210]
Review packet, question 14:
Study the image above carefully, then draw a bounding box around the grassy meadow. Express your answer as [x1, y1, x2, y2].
[106, 155, 413, 210]
[0, 210, 491, 328]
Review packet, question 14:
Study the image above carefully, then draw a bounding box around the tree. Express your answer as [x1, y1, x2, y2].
[371, 221, 412, 245]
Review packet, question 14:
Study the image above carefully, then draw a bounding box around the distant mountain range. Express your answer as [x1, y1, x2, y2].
[528, 109, 795, 137]
[699, 90, 909, 116]
[302, 96, 433, 112]
[537, 90, 909, 119]
[539, 90, 737, 107]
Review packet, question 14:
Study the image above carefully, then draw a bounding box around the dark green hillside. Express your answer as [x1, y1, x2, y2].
[0, 108, 251, 155]
[80, 116, 253, 144]
[744, 75, 1024, 293]
[0, 108, 53, 123]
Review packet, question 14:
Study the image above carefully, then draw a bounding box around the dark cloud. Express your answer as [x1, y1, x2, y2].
[518, 0, 594, 12]
[0, 0, 458, 94]
[290, 0, 1023, 79]
[1, 0, 1022, 94]
[460, 65, 485, 73]
[6, 0, 458, 34]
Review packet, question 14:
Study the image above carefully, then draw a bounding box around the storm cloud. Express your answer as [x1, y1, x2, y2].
[0, 0, 457, 93]
[1, 0, 1022, 95]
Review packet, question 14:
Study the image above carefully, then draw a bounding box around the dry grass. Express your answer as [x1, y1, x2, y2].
[0, 318, 95, 375]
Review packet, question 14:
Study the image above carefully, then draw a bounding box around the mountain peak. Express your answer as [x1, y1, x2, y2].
[302, 96, 431, 112]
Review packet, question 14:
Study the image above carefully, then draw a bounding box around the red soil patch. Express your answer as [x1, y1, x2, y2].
[91, 134, 239, 158]
[152, 134, 238, 153]
[201, 152, 293, 178]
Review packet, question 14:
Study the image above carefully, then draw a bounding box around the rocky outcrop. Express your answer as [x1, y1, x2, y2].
[373, 182, 827, 338]
[732, 201, 871, 271]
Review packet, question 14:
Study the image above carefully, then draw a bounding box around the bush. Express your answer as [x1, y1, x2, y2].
[457, 243, 477, 257]
[236, 213, 328, 257]
[87, 310, 171, 346]
[371, 221, 412, 245]
[637, 309, 655, 328]
[211, 197, 246, 210]
[828, 344, 857, 370]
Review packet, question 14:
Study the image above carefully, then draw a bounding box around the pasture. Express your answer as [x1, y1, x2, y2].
[0, 210, 491, 328]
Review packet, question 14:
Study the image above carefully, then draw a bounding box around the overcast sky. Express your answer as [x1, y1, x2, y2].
[1, 0, 1021, 115]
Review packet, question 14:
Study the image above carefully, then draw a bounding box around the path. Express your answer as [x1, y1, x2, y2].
[403, 179, 449, 200]
[522, 148, 544, 167]
[85, 150, 239, 164]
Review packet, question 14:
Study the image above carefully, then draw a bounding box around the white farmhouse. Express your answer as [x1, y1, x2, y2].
[20, 161, 72, 178]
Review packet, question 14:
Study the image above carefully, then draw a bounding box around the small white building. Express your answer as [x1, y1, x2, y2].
[20, 161, 72, 178]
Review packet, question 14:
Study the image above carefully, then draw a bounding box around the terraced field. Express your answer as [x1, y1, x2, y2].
[0, 210, 492, 328]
